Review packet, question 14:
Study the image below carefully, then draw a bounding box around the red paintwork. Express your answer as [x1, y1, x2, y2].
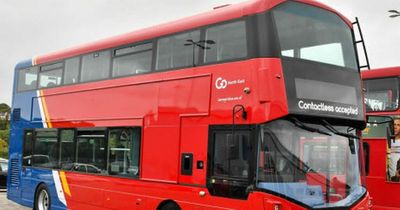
[35, 0, 352, 65]
[40, 56, 370, 209]
[43, 58, 288, 186]
[62, 171, 371, 210]
[30, 0, 366, 209]
[363, 137, 400, 210]
[361, 67, 400, 80]
[361, 67, 400, 209]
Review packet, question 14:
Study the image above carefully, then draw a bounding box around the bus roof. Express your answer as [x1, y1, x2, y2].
[361, 67, 400, 79]
[25, 0, 348, 67]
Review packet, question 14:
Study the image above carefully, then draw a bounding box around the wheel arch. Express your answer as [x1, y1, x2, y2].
[33, 182, 50, 210]
[157, 199, 181, 210]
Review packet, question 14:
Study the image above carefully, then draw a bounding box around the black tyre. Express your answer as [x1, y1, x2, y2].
[34, 184, 51, 210]
[160, 202, 181, 210]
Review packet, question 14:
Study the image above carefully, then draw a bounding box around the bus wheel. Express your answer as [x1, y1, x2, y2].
[160, 201, 181, 210]
[34, 184, 51, 210]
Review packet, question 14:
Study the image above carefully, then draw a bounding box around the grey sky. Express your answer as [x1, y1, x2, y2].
[0, 0, 399, 105]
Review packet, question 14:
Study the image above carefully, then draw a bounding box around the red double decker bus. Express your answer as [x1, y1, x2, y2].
[362, 67, 400, 209]
[8, 0, 371, 209]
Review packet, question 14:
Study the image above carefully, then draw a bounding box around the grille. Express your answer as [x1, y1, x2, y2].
[10, 159, 20, 186]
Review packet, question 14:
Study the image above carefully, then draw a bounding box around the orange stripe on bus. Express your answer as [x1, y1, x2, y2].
[39, 90, 52, 128]
[59, 171, 71, 197]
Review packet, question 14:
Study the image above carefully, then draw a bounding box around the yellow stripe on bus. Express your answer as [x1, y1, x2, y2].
[59, 171, 71, 197]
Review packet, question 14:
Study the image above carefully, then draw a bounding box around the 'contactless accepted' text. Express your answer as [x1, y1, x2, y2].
[298, 100, 358, 116]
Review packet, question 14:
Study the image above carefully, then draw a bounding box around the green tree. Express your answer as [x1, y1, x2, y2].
[0, 103, 10, 112]
[0, 139, 7, 159]
[0, 103, 10, 130]
[0, 103, 10, 158]
[0, 130, 9, 144]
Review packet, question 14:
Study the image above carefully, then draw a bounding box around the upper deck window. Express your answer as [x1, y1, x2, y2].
[81, 51, 111, 82]
[364, 77, 399, 112]
[156, 30, 200, 70]
[39, 63, 63, 88]
[113, 43, 153, 77]
[64, 57, 80, 85]
[204, 20, 247, 63]
[273, 2, 357, 69]
[17, 67, 38, 92]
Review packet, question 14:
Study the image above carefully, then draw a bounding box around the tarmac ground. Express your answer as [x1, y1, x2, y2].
[0, 190, 30, 210]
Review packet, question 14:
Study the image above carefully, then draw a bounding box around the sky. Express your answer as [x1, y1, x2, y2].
[0, 0, 399, 106]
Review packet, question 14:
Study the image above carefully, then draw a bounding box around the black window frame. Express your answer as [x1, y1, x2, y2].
[15, 9, 281, 93]
[21, 126, 142, 179]
[271, 1, 359, 70]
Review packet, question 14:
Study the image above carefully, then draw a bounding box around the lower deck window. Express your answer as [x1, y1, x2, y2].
[108, 128, 140, 177]
[22, 127, 141, 178]
[32, 130, 58, 168]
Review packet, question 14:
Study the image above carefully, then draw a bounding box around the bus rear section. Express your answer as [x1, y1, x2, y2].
[8, 0, 371, 209]
[362, 67, 400, 209]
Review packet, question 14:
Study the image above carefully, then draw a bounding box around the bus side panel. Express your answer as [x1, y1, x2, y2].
[364, 138, 400, 209]
[179, 118, 209, 186]
[141, 126, 180, 182]
[8, 90, 43, 206]
[141, 75, 211, 182]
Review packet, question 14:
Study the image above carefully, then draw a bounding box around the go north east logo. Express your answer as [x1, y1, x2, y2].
[215, 77, 228, 89]
[215, 77, 245, 90]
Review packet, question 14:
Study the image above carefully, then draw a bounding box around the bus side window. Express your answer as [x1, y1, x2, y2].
[39, 69, 63, 88]
[76, 129, 107, 174]
[81, 51, 111, 82]
[33, 129, 58, 168]
[64, 57, 80, 85]
[39, 63, 63, 88]
[23, 131, 34, 166]
[59, 129, 75, 169]
[212, 132, 250, 178]
[113, 43, 153, 77]
[108, 128, 141, 177]
[204, 20, 247, 63]
[156, 30, 201, 70]
[17, 67, 38, 92]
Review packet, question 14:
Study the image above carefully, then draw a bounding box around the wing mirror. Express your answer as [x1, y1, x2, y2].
[367, 115, 394, 148]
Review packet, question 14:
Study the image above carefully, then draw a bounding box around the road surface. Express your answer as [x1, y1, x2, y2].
[0, 190, 30, 210]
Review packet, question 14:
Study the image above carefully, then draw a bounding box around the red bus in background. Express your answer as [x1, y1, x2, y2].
[8, 0, 371, 209]
[362, 67, 400, 210]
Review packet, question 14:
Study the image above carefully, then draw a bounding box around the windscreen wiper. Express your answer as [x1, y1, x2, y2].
[290, 117, 331, 136]
[322, 120, 357, 154]
[321, 120, 358, 139]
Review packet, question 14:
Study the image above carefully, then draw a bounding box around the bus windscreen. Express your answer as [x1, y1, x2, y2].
[364, 77, 399, 112]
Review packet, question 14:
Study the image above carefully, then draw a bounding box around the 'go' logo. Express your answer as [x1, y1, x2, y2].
[215, 77, 228, 89]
